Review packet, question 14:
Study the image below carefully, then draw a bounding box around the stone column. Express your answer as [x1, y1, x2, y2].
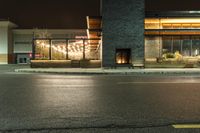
[102, 0, 145, 68]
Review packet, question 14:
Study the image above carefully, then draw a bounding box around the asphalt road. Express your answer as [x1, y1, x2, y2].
[1, 65, 200, 132]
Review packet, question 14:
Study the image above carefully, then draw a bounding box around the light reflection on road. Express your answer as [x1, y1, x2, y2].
[31, 75, 98, 117]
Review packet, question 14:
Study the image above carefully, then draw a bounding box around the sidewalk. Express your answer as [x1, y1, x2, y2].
[15, 68, 200, 75]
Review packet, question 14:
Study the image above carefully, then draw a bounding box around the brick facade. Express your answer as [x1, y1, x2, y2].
[102, 0, 145, 67]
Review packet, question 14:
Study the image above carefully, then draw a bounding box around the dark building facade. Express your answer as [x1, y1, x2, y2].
[102, 0, 145, 68]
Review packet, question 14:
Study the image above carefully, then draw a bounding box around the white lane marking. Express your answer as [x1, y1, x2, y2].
[173, 124, 200, 128]
[34, 84, 96, 87]
[4, 72, 32, 74]
[118, 81, 200, 84]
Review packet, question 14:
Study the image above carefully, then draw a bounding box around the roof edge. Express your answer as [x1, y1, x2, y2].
[146, 11, 200, 18]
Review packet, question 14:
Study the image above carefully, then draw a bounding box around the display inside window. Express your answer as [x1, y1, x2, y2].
[162, 36, 200, 58]
[145, 36, 200, 62]
[85, 40, 101, 60]
[51, 40, 67, 60]
[35, 40, 50, 60]
[34, 39, 101, 61]
[192, 36, 200, 56]
[68, 40, 84, 60]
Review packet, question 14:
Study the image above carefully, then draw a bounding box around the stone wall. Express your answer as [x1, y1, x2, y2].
[145, 36, 161, 59]
[102, 0, 145, 67]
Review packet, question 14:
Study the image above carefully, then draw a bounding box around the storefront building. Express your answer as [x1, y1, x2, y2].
[145, 11, 200, 68]
[15, 29, 88, 64]
[1, 0, 200, 68]
[31, 16, 102, 68]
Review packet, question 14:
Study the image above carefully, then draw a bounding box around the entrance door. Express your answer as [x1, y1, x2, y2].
[17, 54, 30, 64]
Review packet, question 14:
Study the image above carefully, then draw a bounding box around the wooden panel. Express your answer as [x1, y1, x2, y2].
[0, 54, 8, 64]
[87, 16, 102, 30]
[145, 31, 200, 35]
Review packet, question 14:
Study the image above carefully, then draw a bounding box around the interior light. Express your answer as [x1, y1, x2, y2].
[161, 18, 200, 24]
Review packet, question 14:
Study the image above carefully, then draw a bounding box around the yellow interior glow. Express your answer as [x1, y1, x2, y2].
[160, 18, 200, 23]
[145, 18, 200, 24]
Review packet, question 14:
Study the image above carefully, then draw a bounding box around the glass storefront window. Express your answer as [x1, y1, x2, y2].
[68, 40, 83, 60]
[33, 39, 101, 61]
[51, 40, 67, 60]
[35, 40, 50, 60]
[162, 36, 172, 54]
[145, 17, 200, 67]
[146, 35, 200, 60]
[182, 36, 191, 56]
[85, 40, 101, 60]
[191, 36, 200, 56]
[173, 36, 181, 53]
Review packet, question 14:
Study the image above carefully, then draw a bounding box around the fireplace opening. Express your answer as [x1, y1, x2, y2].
[116, 49, 131, 64]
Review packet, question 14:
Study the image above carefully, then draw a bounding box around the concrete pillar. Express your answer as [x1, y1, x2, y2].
[102, 0, 145, 67]
[0, 21, 17, 64]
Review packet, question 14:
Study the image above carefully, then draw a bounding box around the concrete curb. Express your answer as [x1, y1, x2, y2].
[15, 68, 200, 75]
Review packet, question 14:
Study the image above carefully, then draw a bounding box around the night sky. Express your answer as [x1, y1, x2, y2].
[0, 0, 200, 29]
[145, 0, 200, 11]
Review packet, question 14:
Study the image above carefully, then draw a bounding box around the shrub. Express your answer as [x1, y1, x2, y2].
[163, 53, 175, 59]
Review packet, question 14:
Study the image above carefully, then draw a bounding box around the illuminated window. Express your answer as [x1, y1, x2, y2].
[182, 36, 191, 56]
[35, 40, 50, 60]
[145, 18, 200, 29]
[51, 40, 67, 60]
[33, 39, 101, 61]
[192, 36, 200, 56]
[173, 36, 181, 53]
[162, 24, 172, 29]
[68, 40, 84, 60]
[162, 36, 172, 54]
[85, 40, 101, 60]
[160, 36, 200, 57]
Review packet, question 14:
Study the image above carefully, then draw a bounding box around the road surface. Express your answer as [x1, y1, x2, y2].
[1, 65, 200, 132]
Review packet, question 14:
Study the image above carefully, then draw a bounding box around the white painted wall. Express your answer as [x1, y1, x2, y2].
[0, 27, 8, 64]
[0, 21, 17, 64]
